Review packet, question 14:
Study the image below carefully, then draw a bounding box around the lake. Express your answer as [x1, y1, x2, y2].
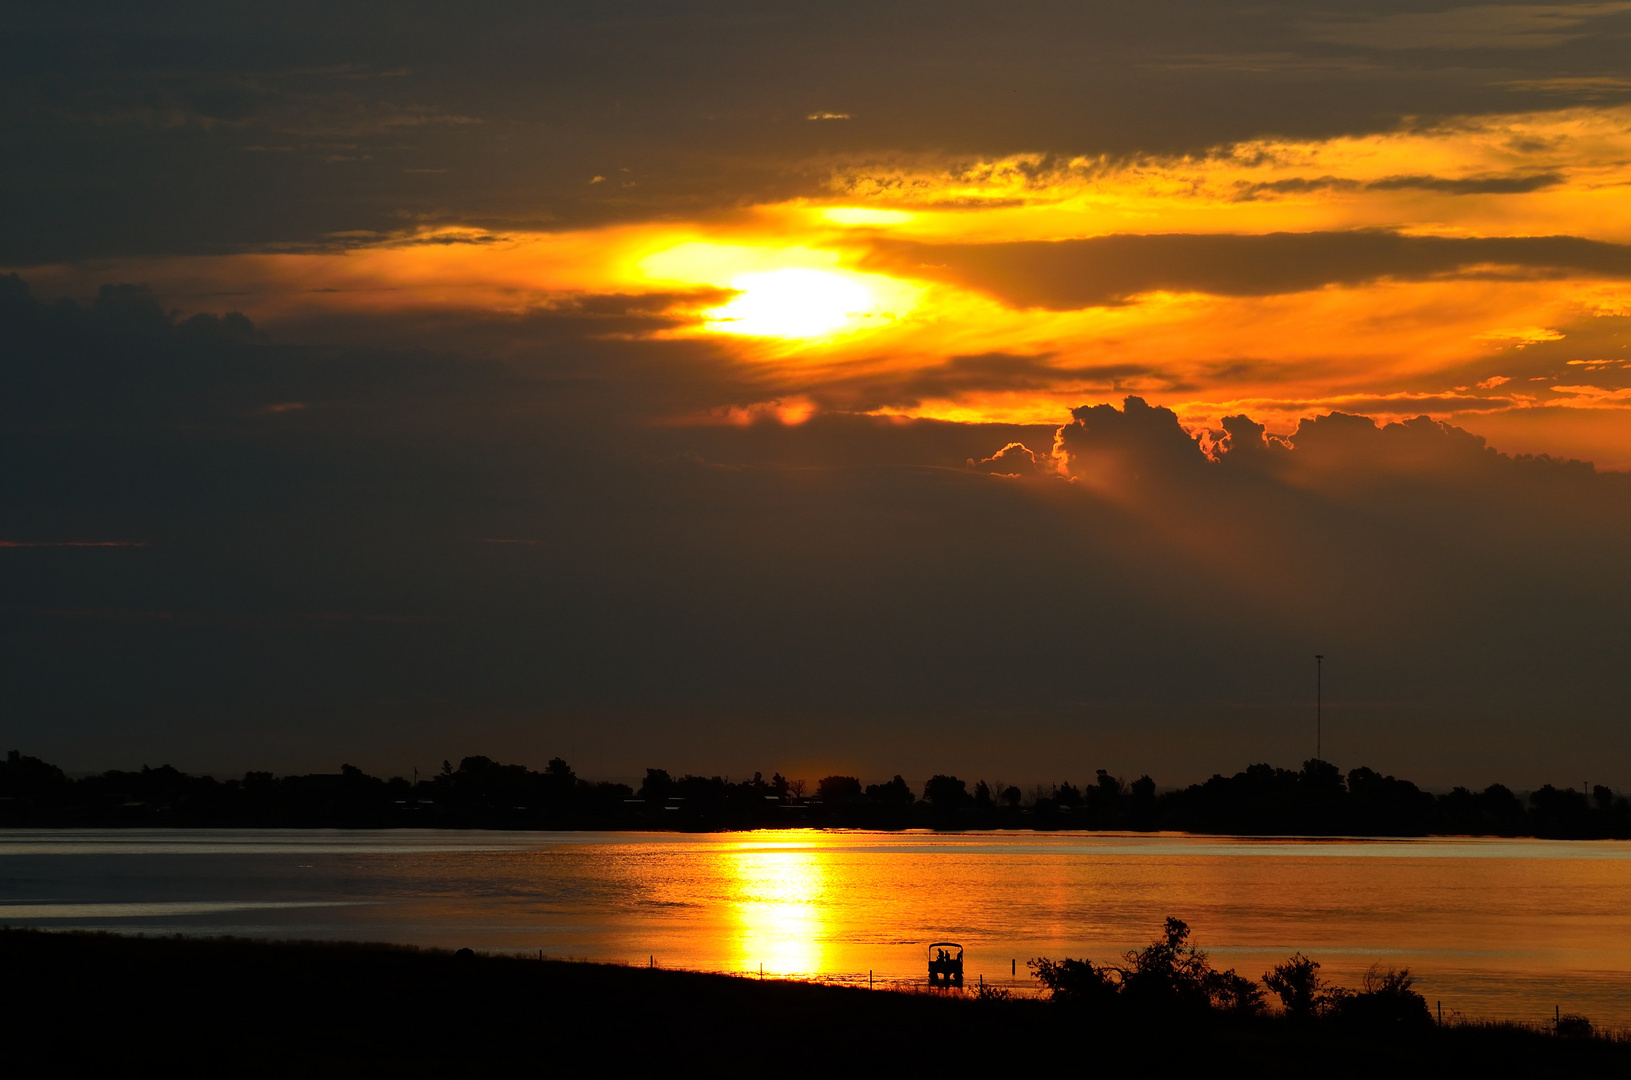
[4, 828, 1629, 1025]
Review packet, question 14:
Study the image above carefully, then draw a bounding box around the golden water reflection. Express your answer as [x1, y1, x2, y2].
[614, 831, 1631, 1018]
[11, 830, 1631, 1024]
[726, 843, 829, 977]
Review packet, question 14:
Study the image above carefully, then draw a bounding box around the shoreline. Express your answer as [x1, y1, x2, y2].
[7, 822, 1631, 841]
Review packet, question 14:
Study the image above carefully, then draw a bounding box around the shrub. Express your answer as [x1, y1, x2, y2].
[1334, 965, 1433, 1028]
[1120, 917, 1216, 1012]
[1206, 968, 1266, 1016]
[1557, 1013, 1593, 1039]
[1029, 957, 1120, 1007]
[1264, 953, 1332, 1020]
[1031, 916, 1262, 1017]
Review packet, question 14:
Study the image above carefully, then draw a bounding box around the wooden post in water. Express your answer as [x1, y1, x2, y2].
[1011, 958, 1015, 976]
[869, 969, 873, 989]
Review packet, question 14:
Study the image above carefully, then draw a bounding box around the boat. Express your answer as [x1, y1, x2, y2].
[927, 942, 963, 987]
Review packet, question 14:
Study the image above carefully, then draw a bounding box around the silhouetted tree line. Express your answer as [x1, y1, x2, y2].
[0, 751, 633, 829]
[2, 749, 1627, 836]
[1157, 759, 1631, 839]
[1029, 916, 1439, 1031]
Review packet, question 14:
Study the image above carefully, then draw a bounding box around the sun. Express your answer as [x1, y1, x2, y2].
[702, 267, 906, 340]
[636, 241, 920, 341]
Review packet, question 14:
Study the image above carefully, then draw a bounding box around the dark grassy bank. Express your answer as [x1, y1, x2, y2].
[6, 749, 1630, 838]
[0, 930, 1626, 1077]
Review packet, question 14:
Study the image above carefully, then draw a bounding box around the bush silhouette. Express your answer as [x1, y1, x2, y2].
[1264, 953, 1333, 1020]
[1558, 1013, 1593, 1038]
[1032, 916, 1261, 1016]
[1029, 957, 1120, 1007]
[1331, 964, 1432, 1028]
[1120, 917, 1216, 1011]
[1207, 969, 1266, 1016]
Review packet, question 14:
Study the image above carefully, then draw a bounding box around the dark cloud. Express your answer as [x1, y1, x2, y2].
[1365, 172, 1566, 194]
[865, 231, 1631, 309]
[263, 288, 733, 356]
[1055, 396, 1211, 481]
[968, 441, 1054, 477]
[1220, 408, 1531, 485]
[1066, 395, 1605, 493]
[1236, 172, 1564, 198]
[1303, 4, 1631, 52]
[5, 1, 1631, 261]
[0, 274, 516, 430]
[809, 351, 1152, 411]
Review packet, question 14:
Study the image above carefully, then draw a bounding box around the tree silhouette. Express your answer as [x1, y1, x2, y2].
[817, 775, 862, 800]
[923, 775, 971, 811]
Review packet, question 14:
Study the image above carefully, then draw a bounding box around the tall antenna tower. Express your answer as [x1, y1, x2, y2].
[1315, 654, 1324, 762]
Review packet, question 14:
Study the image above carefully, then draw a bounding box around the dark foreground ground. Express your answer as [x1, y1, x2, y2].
[1, 930, 1626, 1078]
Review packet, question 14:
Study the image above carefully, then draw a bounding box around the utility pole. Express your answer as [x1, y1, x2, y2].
[1315, 654, 1324, 762]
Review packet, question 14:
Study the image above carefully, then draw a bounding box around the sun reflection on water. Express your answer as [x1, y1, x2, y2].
[725, 842, 829, 977]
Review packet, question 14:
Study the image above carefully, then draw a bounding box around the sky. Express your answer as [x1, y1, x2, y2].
[5, 0, 1631, 787]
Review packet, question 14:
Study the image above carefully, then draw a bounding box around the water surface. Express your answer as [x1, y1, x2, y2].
[3, 829, 1628, 1024]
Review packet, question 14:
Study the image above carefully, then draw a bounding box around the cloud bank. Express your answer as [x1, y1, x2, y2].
[4, 275, 1629, 787]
